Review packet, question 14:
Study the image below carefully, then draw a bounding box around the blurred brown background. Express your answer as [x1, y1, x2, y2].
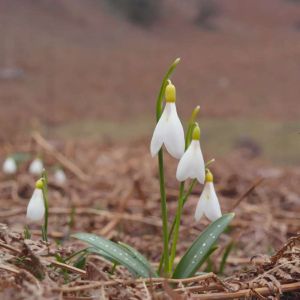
[0, 0, 300, 164]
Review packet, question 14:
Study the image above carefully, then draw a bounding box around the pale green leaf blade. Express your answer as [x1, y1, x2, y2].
[172, 213, 234, 279]
[118, 242, 158, 277]
[72, 233, 151, 278]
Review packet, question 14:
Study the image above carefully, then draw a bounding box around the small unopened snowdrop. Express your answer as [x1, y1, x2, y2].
[194, 170, 222, 222]
[2, 157, 17, 174]
[26, 179, 45, 221]
[29, 158, 43, 175]
[150, 80, 185, 159]
[176, 125, 205, 184]
[54, 169, 66, 184]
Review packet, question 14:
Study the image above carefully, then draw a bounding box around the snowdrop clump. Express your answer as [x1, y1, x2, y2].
[149, 63, 233, 277]
[150, 80, 222, 222]
[29, 158, 44, 175]
[2, 157, 17, 174]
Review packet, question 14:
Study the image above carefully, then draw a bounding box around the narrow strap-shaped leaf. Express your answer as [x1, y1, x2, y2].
[218, 241, 235, 275]
[172, 213, 234, 278]
[118, 242, 158, 277]
[86, 247, 116, 263]
[72, 233, 151, 278]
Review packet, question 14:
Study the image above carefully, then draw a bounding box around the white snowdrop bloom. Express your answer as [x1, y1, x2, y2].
[26, 179, 45, 221]
[150, 81, 185, 159]
[195, 171, 222, 222]
[29, 158, 43, 175]
[54, 169, 66, 184]
[176, 125, 205, 184]
[2, 157, 17, 174]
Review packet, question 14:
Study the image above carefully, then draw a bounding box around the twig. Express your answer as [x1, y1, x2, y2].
[0, 240, 21, 254]
[178, 281, 300, 299]
[231, 177, 264, 210]
[54, 273, 217, 292]
[31, 132, 89, 182]
[49, 259, 86, 276]
[0, 264, 20, 274]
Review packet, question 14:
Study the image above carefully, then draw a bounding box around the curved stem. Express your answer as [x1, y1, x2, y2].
[155, 58, 180, 276]
[169, 182, 185, 271]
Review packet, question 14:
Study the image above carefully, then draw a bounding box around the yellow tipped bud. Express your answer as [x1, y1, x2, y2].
[205, 170, 213, 182]
[192, 125, 201, 140]
[191, 105, 200, 122]
[165, 80, 176, 103]
[35, 179, 44, 189]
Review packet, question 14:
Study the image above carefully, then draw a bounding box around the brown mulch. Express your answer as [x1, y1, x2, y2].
[0, 134, 299, 299]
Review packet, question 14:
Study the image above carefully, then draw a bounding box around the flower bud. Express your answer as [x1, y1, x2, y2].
[192, 125, 201, 140]
[35, 179, 44, 189]
[165, 80, 176, 103]
[205, 170, 213, 182]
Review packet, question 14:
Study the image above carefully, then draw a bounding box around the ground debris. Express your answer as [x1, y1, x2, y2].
[0, 141, 299, 299]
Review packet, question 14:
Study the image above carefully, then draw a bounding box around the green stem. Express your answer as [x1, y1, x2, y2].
[158, 179, 196, 274]
[24, 225, 31, 239]
[169, 182, 185, 272]
[110, 262, 118, 274]
[155, 58, 180, 276]
[41, 170, 49, 242]
[158, 149, 169, 276]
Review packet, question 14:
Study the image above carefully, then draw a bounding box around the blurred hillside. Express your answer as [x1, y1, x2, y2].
[0, 0, 300, 163]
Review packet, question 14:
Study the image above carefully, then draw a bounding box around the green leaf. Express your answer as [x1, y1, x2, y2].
[10, 152, 31, 164]
[172, 213, 235, 279]
[203, 246, 218, 272]
[73, 254, 87, 270]
[218, 241, 235, 275]
[118, 242, 158, 277]
[72, 233, 153, 278]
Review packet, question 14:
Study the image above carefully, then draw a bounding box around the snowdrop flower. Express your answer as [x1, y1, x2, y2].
[150, 80, 185, 159]
[26, 179, 45, 221]
[2, 157, 17, 174]
[194, 170, 222, 222]
[176, 125, 205, 184]
[54, 169, 66, 184]
[29, 158, 43, 175]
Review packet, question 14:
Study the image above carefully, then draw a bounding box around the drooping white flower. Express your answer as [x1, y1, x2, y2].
[194, 170, 222, 222]
[26, 179, 45, 221]
[54, 169, 66, 184]
[2, 157, 17, 174]
[176, 125, 205, 184]
[29, 158, 43, 175]
[150, 81, 185, 159]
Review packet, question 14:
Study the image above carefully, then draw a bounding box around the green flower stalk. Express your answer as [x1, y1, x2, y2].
[150, 58, 181, 276]
[41, 169, 49, 242]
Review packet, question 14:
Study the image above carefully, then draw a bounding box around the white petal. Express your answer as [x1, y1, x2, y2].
[195, 182, 222, 222]
[176, 140, 205, 183]
[163, 103, 185, 159]
[204, 182, 222, 221]
[150, 113, 166, 157]
[54, 169, 67, 184]
[26, 189, 45, 221]
[194, 192, 205, 222]
[2, 158, 17, 174]
[29, 159, 43, 175]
